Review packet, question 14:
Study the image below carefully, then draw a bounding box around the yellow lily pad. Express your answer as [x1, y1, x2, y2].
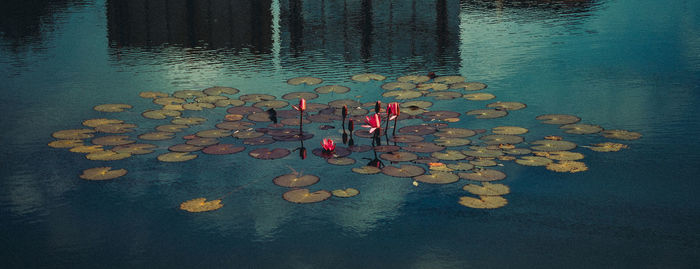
[157, 152, 197, 162]
[283, 189, 331, 203]
[546, 161, 588, 173]
[52, 129, 95, 140]
[332, 188, 360, 198]
[48, 140, 83, 148]
[601, 130, 642, 140]
[463, 182, 510, 196]
[94, 103, 132, 112]
[492, 126, 528, 135]
[458, 195, 508, 209]
[180, 198, 223, 212]
[464, 93, 495, 101]
[86, 150, 132, 161]
[585, 142, 628, 152]
[79, 167, 127, 181]
[82, 118, 124, 127]
[351, 73, 386, 82]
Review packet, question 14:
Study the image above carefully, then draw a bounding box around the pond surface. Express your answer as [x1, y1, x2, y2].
[1, 0, 699, 268]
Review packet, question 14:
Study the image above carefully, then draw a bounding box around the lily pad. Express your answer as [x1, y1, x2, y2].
[414, 172, 459, 184]
[351, 73, 386, 82]
[450, 82, 487, 91]
[180, 198, 223, 212]
[153, 97, 186, 105]
[216, 121, 254, 130]
[112, 143, 157, 155]
[243, 137, 275, 145]
[536, 114, 581, 125]
[492, 126, 528, 135]
[95, 123, 137, 133]
[249, 148, 291, 160]
[86, 150, 131, 161]
[601, 130, 642, 140]
[447, 162, 475, 171]
[466, 109, 508, 119]
[168, 144, 204, 152]
[315, 85, 350, 94]
[283, 189, 331, 203]
[92, 135, 135, 146]
[226, 106, 264, 115]
[232, 130, 265, 139]
[383, 90, 423, 100]
[239, 94, 276, 103]
[138, 132, 175, 141]
[434, 75, 465, 84]
[202, 144, 245, 155]
[585, 142, 628, 152]
[402, 142, 445, 153]
[391, 135, 425, 143]
[462, 148, 503, 158]
[546, 161, 588, 173]
[48, 140, 83, 148]
[399, 125, 438, 136]
[534, 151, 584, 161]
[253, 100, 289, 109]
[515, 156, 553, 166]
[487, 101, 527, 111]
[139, 91, 168, 98]
[215, 99, 245, 107]
[282, 92, 319, 100]
[530, 140, 577, 152]
[142, 109, 181, 119]
[52, 129, 95, 140]
[79, 167, 127, 181]
[194, 95, 227, 103]
[560, 124, 603, 134]
[458, 195, 508, 209]
[332, 188, 359, 198]
[464, 93, 495, 101]
[352, 166, 382, 174]
[82, 118, 124, 127]
[186, 138, 219, 147]
[380, 152, 418, 162]
[422, 111, 461, 121]
[273, 173, 320, 187]
[480, 134, 524, 145]
[287, 76, 323, 85]
[401, 100, 433, 109]
[458, 169, 506, 181]
[183, 102, 215, 111]
[426, 91, 462, 100]
[504, 148, 532, 155]
[69, 145, 104, 153]
[328, 157, 356, 166]
[196, 129, 232, 138]
[173, 90, 206, 99]
[203, 86, 239, 96]
[171, 117, 207, 125]
[434, 137, 471, 147]
[463, 182, 510, 196]
[431, 150, 467, 161]
[94, 103, 132, 112]
[155, 124, 189, 133]
[382, 165, 426, 178]
[470, 159, 498, 167]
[435, 128, 475, 138]
[157, 152, 197, 162]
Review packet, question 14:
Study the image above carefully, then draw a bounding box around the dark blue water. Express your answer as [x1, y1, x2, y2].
[2, 0, 699, 268]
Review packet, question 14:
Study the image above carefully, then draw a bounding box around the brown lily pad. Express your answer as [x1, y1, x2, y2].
[480, 134, 524, 145]
[157, 152, 197, 162]
[180, 198, 223, 212]
[273, 174, 320, 187]
[435, 128, 475, 138]
[202, 144, 245, 155]
[601, 130, 642, 140]
[95, 123, 137, 134]
[380, 152, 418, 162]
[249, 148, 291, 160]
[94, 103, 132, 112]
[86, 150, 131, 161]
[382, 90, 423, 100]
[171, 117, 206, 125]
[414, 172, 459, 184]
[332, 188, 360, 198]
[399, 125, 438, 136]
[398, 75, 430, 84]
[283, 189, 331, 203]
[458, 169, 506, 182]
[79, 167, 127, 181]
[402, 142, 445, 153]
[463, 182, 510, 196]
[515, 156, 553, 166]
[48, 140, 83, 148]
[186, 138, 219, 147]
[287, 76, 323, 86]
[92, 135, 135, 146]
[168, 144, 204, 152]
[431, 150, 467, 161]
[352, 166, 382, 174]
[464, 93, 495, 101]
[546, 161, 588, 173]
[487, 102, 527, 111]
[203, 86, 239, 96]
[327, 157, 356, 166]
[492, 126, 528, 135]
[434, 75, 465, 84]
[138, 132, 175, 141]
[458, 195, 507, 209]
[113, 143, 157, 155]
[382, 164, 426, 178]
[315, 85, 350, 94]
[52, 129, 95, 140]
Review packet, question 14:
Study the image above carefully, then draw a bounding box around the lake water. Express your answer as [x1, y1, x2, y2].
[1, 0, 699, 268]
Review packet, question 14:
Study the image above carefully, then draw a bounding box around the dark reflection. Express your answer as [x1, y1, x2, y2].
[461, 0, 598, 15]
[107, 0, 272, 52]
[0, 0, 89, 53]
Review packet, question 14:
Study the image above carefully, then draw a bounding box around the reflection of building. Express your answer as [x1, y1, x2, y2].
[280, 0, 461, 68]
[106, 0, 272, 52]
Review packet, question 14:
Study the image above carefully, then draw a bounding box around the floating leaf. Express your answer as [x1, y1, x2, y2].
[162, 104, 185, 111]
[401, 100, 433, 109]
[232, 130, 264, 139]
[417, 83, 449, 91]
[52, 129, 95, 140]
[180, 198, 223, 212]
[458, 195, 508, 209]
[382, 165, 426, 178]
[402, 142, 445, 153]
[79, 167, 127, 181]
[492, 126, 528, 135]
[216, 121, 254, 130]
[327, 157, 356, 165]
[113, 143, 157, 155]
[560, 124, 603, 134]
[426, 91, 462, 100]
[202, 144, 245, 155]
[601, 130, 642, 140]
[186, 138, 219, 147]
[95, 123, 137, 134]
[434, 75, 465, 84]
[380, 152, 418, 162]
[94, 103, 132, 112]
[171, 117, 206, 125]
[351, 73, 386, 82]
[434, 137, 471, 147]
[463, 182, 510, 196]
[283, 189, 331, 203]
[183, 102, 215, 111]
[431, 150, 467, 161]
[352, 166, 382, 174]
[515, 156, 553, 166]
[382, 90, 422, 100]
[92, 135, 135, 146]
[239, 94, 276, 103]
[487, 101, 526, 111]
[466, 109, 507, 119]
[315, 85, 350, 94]
[462, 148, 503, 158]
[155, 124, 189, 133]
[544, 135, 563, 140]
[414, 172, 459, 184]
[203, 86, 239, 96]
[194, 95, 228, 103]
[287, 76, 323, 85]
[48, 140, 83, 148]
[282, 92, 319, 100]
[173, 90, 206, 99]
[530, 140, 577, 152]
[458, 169, 506, 181]
[273, 174, 320, 187]
[139, 91, 168, 98]
[536, 114, 581, 125]
[253, 100, 289, 109]
[399, 125, 438, 136]
[243, 137, 275, 145]
[390, 135, 425, 143]
[82, 118, 124, 128]
[398, 75, 430, 83]
[70, 145, 104, 153]
[480, 134, 524, 145]
[249, 148, 291, 160]
[332, 188, 359, 198]
[138, 132, 175, 141]
[434, 127, 475, 138]
[196, 129, 232, 138]
[534, 151, 584, 161]
[503, 148, 532, 155]
[86, 150, 131, 161]
[450, 82, 487, 91]
[168, 144, 204, 152]
[153, 97, 186, 105]
[157, 152, 197, 162]
[214, 99, 245, 107]
[546, 161, 588, 173]
[464, 93, 495, 101]
[585, 142, 628, 152]
[470, 159, 498, 167]
[422, 111, 461, 121]
[447, 162, 475, 171]
[381, 82, 417, 91]
[142, 109, 181, 119]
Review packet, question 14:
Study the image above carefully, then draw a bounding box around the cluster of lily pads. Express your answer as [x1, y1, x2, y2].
[48, 73, 641, 212]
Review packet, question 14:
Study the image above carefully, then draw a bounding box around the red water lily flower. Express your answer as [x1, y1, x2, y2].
[321, 138, 336, 153]
[292, 98, 306, 112]
[363, 113, 381, 134]
[387, 102, 400, 120]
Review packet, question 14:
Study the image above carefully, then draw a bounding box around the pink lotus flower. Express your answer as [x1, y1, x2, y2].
[387, 102, 400, 120]
[292, 98, 306, 112]
[363, 113, 381, 134]
[321, 138, 336, 153]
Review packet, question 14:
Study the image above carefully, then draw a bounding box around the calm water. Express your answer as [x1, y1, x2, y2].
[2, 0, 699, 268]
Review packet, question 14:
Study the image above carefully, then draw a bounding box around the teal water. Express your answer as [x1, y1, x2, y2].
[1, 0, 699, 268]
